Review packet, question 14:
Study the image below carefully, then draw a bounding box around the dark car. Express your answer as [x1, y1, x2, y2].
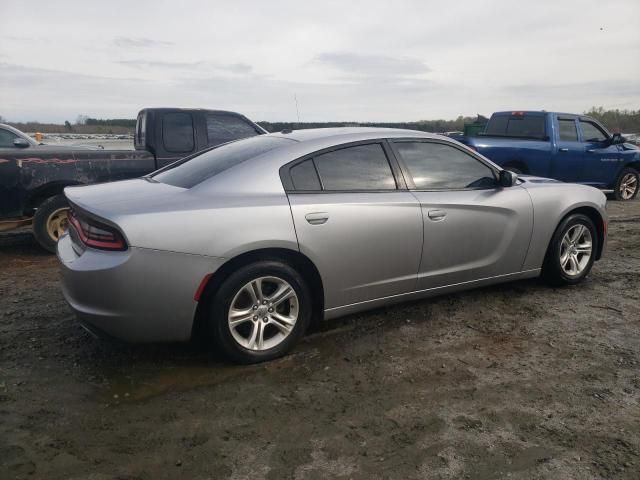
[0, 108, 266, 251]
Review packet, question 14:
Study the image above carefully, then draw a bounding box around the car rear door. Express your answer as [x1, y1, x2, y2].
[577, 118, 621, 188]
[284, 141, 423, 309]
[390, 139, 534, 290]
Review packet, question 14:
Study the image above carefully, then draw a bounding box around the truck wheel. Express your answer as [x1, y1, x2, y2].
[541, 213, 598, 287]
[613, 167, 638, 201]
[33, 194, 70, 253]
[209, 260, 312, 364]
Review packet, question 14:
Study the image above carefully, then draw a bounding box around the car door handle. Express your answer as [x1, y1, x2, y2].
[305, 212, 329, 225]
[586, 149, 596, 153]
[427, 209, 447, 221]
[559, 148, 569, 152]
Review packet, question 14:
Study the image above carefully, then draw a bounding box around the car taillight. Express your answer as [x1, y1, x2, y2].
[68, 210, 127, 251]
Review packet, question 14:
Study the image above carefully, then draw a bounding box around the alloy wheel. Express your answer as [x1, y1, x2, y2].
[227, 276, 299, 351]
[559, 224, 592, 276]
[619, 173, 638, 200]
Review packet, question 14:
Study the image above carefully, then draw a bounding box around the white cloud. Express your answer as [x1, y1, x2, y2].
[0, 0, 638, 122]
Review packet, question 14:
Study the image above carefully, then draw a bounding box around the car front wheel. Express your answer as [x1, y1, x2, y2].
[613, 167, 639, 201]
[542, 213, 598, 286]
[209, 260, 312, 364]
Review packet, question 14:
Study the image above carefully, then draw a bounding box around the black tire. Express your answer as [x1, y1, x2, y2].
[542, 213, 598, 287]
[613, 167, 639, 201]
[209, 260, 312, 364]
[32, 194, 70, 253]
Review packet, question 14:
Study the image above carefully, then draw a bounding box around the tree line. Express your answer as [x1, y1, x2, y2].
[583, 107, 640, 133]
[4, 108, 640, 134]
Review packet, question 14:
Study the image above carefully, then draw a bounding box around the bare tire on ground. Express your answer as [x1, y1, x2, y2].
[613, 167, 639, 201]
[542, 213, 598, 287]
[33, 194, 70, 253]
[209, 260, 312, 364]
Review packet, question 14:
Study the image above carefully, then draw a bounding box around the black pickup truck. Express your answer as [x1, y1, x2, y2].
[0, 108, 266, 251]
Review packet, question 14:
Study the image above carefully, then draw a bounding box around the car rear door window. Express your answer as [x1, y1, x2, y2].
[290, 159, 321, 191]
[579, 120, 608, 143]
[163, 112, 195, 153]
[558, 119, 578, 141]
[206, 114, 260, 146]
[394, 141, 496, 190]
[312, 144, 396, 191]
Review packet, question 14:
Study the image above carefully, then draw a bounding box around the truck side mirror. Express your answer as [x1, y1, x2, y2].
[610, 133, 624, 145]
[13, 138, 30, 148]
[499, 169, 518, 187]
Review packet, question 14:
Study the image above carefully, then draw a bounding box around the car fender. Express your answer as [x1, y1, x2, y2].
[520, 182, 607, 270]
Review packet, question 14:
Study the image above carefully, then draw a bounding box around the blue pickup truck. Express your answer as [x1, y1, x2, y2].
[456, 111, 640, 200]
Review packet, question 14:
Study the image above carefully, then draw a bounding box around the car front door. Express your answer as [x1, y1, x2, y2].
[284, 142, 423, 309]
[578, 119, 621, 188]
[390, 139, 534, 290]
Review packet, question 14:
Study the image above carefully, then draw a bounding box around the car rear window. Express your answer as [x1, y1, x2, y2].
[152, 136, 289, 188]
[485, 114, 546, 139]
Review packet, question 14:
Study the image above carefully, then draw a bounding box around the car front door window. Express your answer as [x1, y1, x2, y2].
[392, 141, 497, 190]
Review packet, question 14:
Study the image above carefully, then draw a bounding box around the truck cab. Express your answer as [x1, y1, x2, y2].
[135, 108, 267, 168]
[460, 111, 640, 200]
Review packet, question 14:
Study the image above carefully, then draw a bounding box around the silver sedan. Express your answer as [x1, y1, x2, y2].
[57, 128, 607, 363]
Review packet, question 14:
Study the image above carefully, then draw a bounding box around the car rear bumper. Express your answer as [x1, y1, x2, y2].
[57, 233, 226, 343]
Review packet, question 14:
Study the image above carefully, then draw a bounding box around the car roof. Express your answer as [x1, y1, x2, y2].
[267, 127, 442, 143]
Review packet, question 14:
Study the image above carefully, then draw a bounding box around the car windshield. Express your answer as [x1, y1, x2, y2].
[152, 136, 290, 188]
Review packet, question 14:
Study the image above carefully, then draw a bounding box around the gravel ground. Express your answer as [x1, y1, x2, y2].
[0, 200, 639, 480]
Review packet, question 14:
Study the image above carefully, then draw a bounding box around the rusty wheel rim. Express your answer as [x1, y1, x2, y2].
[46, 207, 69, 241]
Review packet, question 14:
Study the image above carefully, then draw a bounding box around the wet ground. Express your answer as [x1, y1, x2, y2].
[1, 201, 639, 480]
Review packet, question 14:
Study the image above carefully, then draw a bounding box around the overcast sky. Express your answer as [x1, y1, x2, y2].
[1, 0, 639, 123]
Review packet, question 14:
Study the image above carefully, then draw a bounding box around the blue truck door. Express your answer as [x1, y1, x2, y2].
[552, 116, 584, 182]
[578, 118, 621, 188]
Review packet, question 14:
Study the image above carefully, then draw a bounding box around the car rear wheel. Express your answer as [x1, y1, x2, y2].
[209, 260, 312, 364]
[542, 213, 598, 286]
[33, 194, 70, 253]
[613, 167, 639, 201]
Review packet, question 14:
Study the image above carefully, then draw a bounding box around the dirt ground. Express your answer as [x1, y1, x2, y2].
[1, 201, 639, 480]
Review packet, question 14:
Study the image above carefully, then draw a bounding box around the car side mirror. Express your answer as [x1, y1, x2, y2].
[610, 133, 624, 145]
[499, 169, 518, 187]
[13, 138, 30, 148]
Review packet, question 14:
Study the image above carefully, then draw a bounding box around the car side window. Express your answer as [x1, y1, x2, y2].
[558, 119, 578, 142]
[0, 128, 19, 148]
[579, 121, 607, 143]
[394, 141, 496, 190]
[312, 144, 397, 191]
[206, 114, 260, 146]
[290, 159, 321, 191]
[163, 113, 195, 153]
